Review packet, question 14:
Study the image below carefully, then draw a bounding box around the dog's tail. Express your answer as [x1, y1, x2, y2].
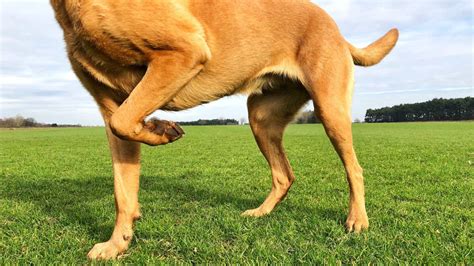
[347, 28, 399, 67]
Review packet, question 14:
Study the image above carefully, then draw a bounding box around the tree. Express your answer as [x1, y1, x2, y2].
[365, 97, 474, 123]
[24, 117, 37, 127]
[178, 118, 239, 126]
[295, 110, 321, 124]
[0, 116, 82, 128]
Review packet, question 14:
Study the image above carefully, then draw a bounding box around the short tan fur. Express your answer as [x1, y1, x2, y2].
[51, 0, 398, 260]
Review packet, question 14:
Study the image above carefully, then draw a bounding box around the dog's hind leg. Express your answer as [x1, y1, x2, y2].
[242, 82, 310, 217]
[300, 38, 369, 232]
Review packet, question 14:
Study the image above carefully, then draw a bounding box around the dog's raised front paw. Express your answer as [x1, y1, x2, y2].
[144, 118, 184, 144]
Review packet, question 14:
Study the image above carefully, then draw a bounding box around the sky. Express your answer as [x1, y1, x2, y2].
[0, 0, 472, 125]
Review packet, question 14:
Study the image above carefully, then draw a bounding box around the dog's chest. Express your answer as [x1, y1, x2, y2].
[55, 1, 149, 94]
[70, 37, 146, 94]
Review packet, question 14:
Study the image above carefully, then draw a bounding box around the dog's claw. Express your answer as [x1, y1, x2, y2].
[144, 118, 184, 144]
[171, 121, 185, 135]
[165, 122, 184, 141]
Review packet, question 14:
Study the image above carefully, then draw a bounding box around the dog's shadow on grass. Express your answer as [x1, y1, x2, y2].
[141, 174, 345, 222]
[3, 176, 116, 240]
[4, 172, 345, 240]
[141, 174, 264, 210]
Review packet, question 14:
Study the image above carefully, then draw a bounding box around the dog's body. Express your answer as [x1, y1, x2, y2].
[51, 0, 398, 260]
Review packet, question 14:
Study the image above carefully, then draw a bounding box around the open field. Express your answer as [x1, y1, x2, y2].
[0, 122, 472, 264]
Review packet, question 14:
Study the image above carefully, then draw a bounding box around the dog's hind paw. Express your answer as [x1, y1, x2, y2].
[144, 118, 184, 144]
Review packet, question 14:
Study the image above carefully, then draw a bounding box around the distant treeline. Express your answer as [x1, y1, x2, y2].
[178, 119, 239, 126]
[295, 110, 321, 124]
[0, 115, 81, 128]
[365, 97, 474, 123]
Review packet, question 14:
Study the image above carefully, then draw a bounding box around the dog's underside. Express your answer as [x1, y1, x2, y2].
[51, 0, 398, 260]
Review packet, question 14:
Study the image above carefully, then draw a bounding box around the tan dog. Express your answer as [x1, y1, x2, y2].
[51, 0, 398, 260]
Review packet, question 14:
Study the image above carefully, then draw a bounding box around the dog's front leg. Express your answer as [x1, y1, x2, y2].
[87, 124, 141, 260]
[109, 47, 208, 146]
[69, 62, 143, 259]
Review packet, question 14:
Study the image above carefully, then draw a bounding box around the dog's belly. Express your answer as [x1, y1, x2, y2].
[161, 70, 252, 111]
[162, 61, 303, 112]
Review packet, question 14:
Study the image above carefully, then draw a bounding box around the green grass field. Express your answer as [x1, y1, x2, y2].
[0, 122, 472, 264]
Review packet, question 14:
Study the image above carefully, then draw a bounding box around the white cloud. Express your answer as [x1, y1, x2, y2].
[0, 71, 76, 86]
[313, 0, 352, 18]
[356, 87, 473, 95]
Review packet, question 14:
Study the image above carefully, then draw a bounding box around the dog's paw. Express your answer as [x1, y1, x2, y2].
[87, 241, 126, 260]
[144, 118, 184, 144]
[345, 212, 369, 233]
[241, 207, 270, 217]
